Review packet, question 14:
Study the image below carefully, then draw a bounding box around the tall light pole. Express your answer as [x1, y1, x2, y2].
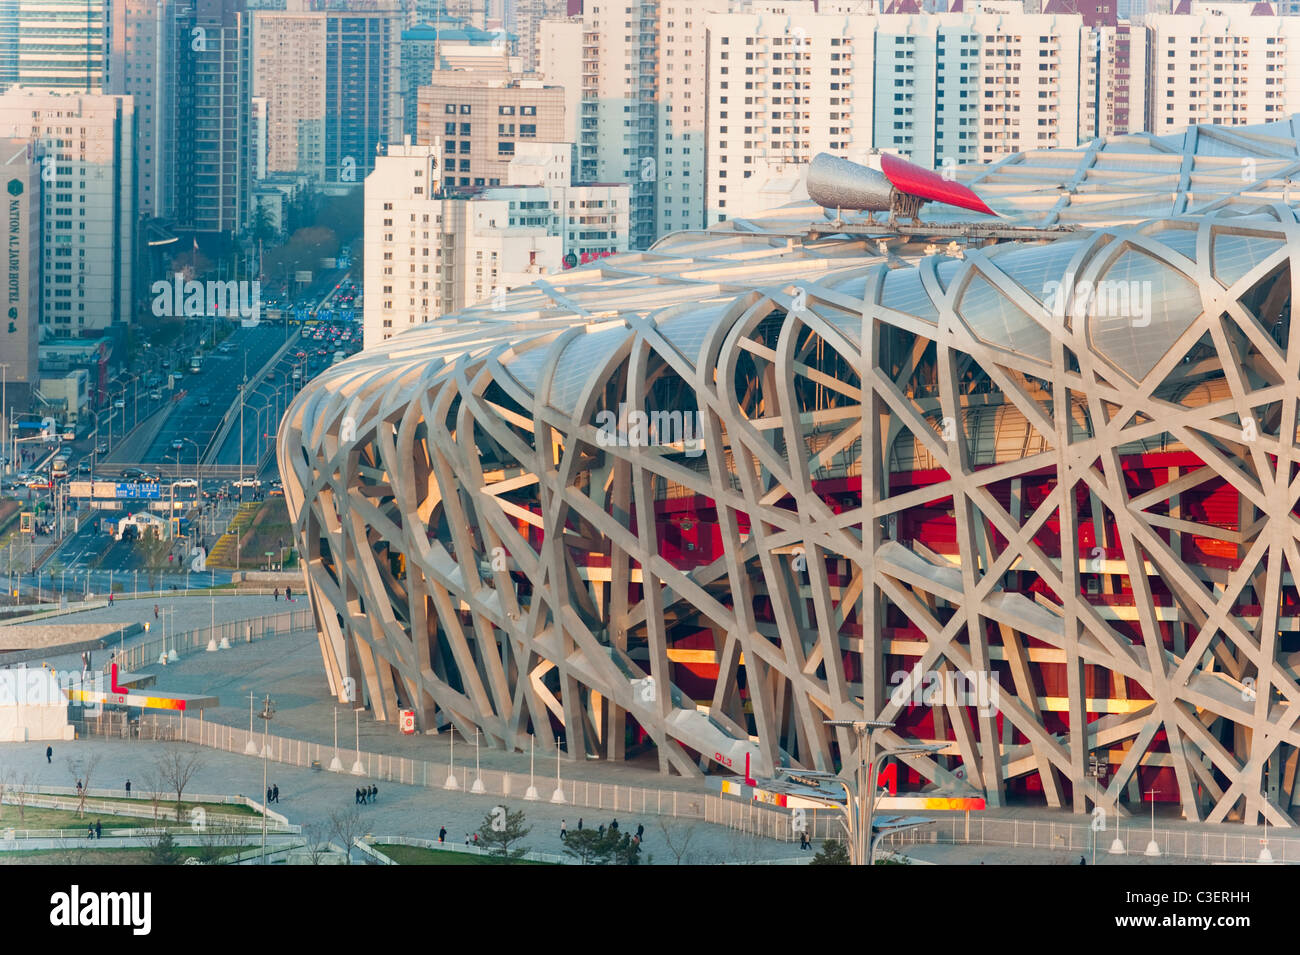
[257, 695, 276, 864]
[1, 362, 9, 477]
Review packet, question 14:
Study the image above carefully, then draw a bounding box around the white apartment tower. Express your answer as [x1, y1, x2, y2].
[1147, 9, 1300, 131]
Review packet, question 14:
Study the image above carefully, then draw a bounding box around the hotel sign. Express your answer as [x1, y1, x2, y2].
[6, 177, 20, 335]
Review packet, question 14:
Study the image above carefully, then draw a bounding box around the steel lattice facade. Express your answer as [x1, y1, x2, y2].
[282, 119, 1300, 825]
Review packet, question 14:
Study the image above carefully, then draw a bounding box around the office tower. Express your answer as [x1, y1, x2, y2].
[251, 5, 403, 186]
[0, 138, 42, 410]
[106, 0, 177, 219]
[0, 0, 106, 93]
[0, 90, 134, 332]
[416, 76, 565, 190]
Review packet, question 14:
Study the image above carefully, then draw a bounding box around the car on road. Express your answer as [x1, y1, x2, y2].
[171, 439, 184, 450]
[149, 390, 162, 400]
[198, 397, 211, 407]
[233, 478, 262, 488]
[96, 443, 108, 454]
[77, 462, 91, 474]
[113, 399, 125, 409]
[173, 478, 199, 489]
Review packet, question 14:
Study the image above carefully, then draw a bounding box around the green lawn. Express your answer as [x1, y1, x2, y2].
[374, 843, 554, 866]
[0, 846, 256, 864]
[67, 795, 260, 817]
[0, 802, 260, 833]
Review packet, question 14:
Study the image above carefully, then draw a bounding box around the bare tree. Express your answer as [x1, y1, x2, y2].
[301, 821, 331, 865]
[153, 747, 204, 821]
[140, 769, 165, 821]
[0, 769, 10, 822]
[655, 818, 703, 864]
[191, 818, 251, 865]
[10, 773, 29, 821]
[327, 807, 366, 865]
[65, 753, 102, 818]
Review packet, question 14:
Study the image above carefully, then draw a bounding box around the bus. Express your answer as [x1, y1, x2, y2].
[190, 353, 203, 373]
[50, 456, 68, 480]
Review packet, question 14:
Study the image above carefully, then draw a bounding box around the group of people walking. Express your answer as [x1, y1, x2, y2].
[559, 817, 645, 846]
[265, 784, 281, 804]
[355, 784, 378, 804]
[272, 587, 294, 602]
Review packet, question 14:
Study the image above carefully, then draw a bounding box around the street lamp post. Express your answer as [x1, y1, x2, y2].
[256, 695, 276, 864]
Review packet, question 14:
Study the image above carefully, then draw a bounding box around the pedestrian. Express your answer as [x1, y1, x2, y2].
[472, 833, 479, 845]
[800, 832, 810, 851]
[560, 819, 567, 840]
[266, 785, 273, 805]
[87, 824, 94, 840]
[636, 823, 644, 841]
[153, 604, 159, 619]
[95, 820, 102, 839]
[370, 784, 377, 802]
[286, 585, 293, 602]
[465, 833, 471, 845]
[273, 587, 279, 601]
[354, 787, 360, 805]
[272, 784, 280, 803]
[439, 826, 446, 843]
[577, 817, 583, 831]
[610, 818, 618, 832]
[598, 824, 605, 836]
[125, 779, 131, 796]
[108, 592, 113, 605]
[46, 745, 52, 763]
[76, 779, 82, 793]
[1079, 855, 1087, 865]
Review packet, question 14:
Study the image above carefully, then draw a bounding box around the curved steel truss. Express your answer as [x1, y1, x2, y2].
[282, 202, 1300, 825]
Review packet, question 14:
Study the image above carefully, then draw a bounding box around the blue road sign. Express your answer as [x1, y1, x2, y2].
[116, 483, 161, 499]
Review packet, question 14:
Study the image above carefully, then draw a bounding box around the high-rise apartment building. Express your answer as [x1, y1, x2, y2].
[106, 0, 177, 219]
[364, 138, 627, 346]
[251, 5, 403, 187]
[0, 0, 106, 93]
[416, 76, 565, 190]
[701, 6, 1157, 226]
[510, 0, 568, 71]
[1147, 8, 1300, 129]
[1, 138, 42, 408]
[175, 0, 250, 235]
[0, 90, 134, 332]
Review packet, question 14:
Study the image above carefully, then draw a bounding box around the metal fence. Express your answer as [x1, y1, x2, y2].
[97, 607, 314, 672]
[79, 710, 830, 843]
[358, 835, 573, 866]
[877, 814, 1297, 865]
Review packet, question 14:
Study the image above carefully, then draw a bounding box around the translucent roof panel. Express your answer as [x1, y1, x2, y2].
[956, 272, 1054, 363]
[1146, 227, 1199, 262]
[549, 325, 631, 416]
[989, 239, 1088, 306]
[657, 304, 729, 366]
[1089, 250, 1204, 381]
[879, 267, 940, 323]
[1212, 232, 1286, 288]
[500, 342, 555, 395]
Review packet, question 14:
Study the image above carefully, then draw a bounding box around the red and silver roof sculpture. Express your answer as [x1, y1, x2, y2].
[282, 117, 1300, 826]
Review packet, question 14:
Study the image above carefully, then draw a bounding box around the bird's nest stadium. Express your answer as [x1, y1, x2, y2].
[280, 117, 1300, 826]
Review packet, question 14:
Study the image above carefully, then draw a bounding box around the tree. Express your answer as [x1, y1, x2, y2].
[65, 753, 101, 818]
[140, 769, 165, 821]
[327, 807, 366, 865]
[474, 806, 532, 863]
[655, 819, 702, 864]
[153, 747, 204, 821]
[810, 839, 851, 865]
[300, 822, 331, 865]
[148, 830, 181, 865]
[191, 818, 250, 865]
[560, 828, 606, 865]
[10, 773, 29, 821]
[560, 827, 638, 865]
